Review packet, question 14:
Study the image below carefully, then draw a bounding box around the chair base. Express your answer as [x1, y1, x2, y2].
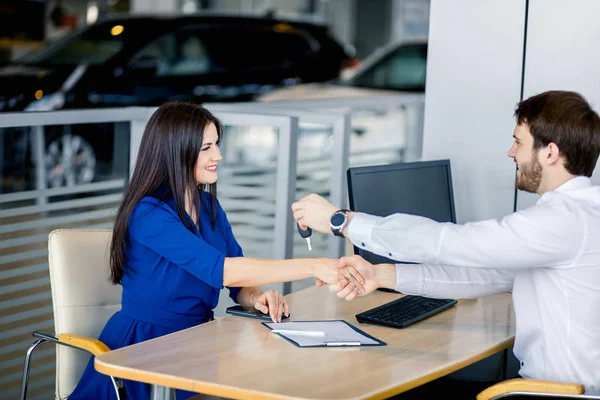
[19, 332, 126, 400]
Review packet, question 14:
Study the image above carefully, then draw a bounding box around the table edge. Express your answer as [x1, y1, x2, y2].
[95, 336, 515, 400]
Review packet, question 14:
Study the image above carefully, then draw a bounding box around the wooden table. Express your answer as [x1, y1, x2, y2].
[95, 286, 515, 400]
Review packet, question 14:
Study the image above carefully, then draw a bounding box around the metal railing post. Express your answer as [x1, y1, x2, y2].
[328, 113, 351, 259]
[30, 126, 46, 205]
[273, 117, 299, 295]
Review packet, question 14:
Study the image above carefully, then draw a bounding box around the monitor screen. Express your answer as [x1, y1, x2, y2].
[347, 160, 456, 266]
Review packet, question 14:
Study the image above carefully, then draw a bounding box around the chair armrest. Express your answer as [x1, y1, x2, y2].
[58, 333, 111, 356]
[477, 378, 584, 400]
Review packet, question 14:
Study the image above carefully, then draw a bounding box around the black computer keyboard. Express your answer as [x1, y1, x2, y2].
[355, 295, 458, 329]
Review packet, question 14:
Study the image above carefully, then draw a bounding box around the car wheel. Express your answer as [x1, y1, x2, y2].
[45, 134, 96, 188]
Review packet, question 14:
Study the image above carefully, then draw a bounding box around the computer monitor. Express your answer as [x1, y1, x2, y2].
[347, 159, 456, 266]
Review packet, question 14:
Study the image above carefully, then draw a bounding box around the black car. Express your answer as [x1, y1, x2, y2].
[0, 14, 353, 191]
[0, 13, 353, 111]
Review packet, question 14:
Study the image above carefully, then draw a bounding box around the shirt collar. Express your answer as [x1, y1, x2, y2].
[553, 176, 592, 193]
[536, 176, 591, 205]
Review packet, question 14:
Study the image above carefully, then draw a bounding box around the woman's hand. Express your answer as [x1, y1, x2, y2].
[311, 258, 365, 293]
[253, 289, 289, 323]
[330, 256, 380, 300]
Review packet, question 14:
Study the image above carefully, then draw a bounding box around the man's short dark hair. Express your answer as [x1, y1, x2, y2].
[515, 90, 600, 177]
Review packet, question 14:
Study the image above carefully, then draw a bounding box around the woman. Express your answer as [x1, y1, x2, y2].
[69, 102, 363, 400]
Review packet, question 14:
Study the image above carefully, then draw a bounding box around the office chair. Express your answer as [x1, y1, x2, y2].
[477, 378, 600, 399]
[19, 229, 125, 400]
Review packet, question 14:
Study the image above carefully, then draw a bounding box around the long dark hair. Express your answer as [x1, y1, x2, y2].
[110, 102, 222, 284]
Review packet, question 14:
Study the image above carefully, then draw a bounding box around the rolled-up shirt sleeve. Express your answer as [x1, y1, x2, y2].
[129, 199, 225, 289]
[347, 196, 584, 270]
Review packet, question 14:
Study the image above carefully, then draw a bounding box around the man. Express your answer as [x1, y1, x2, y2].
[292, 90, 600, 392]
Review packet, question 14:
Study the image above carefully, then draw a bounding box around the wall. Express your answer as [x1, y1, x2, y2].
[353, 0, 391, 59]
[422, 0, 600, 383]
[130, 0, 178, 13]
[423, 0, 526, 224]
[517, 0, 600, 210]
[390, 0, 430, 42]
[315, 0, 356, 55]
[425, 0, 600, 218]
[422, 0, 527, 382]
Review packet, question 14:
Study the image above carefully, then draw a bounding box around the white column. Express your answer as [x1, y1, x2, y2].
[517, 0, 600, 210]
[422, 0, 526, 224]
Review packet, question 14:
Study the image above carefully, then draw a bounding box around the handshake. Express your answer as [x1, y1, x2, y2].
[292, 193, 396, 299]
[311, 255, 384, 300]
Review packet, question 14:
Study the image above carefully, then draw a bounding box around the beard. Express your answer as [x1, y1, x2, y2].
[516, 154, 543, 193]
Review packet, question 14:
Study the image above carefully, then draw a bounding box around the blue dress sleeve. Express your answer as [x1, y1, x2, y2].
[129, 199, 225, 289]
[217, 200, 244, 303]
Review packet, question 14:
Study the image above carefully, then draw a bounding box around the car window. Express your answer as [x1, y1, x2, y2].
[129, 31, 212, 76]
[18, 23, 127, 65]
[200, 27, 314, 71]
[350, 44, 427, 91]
[169, 36, 212, 75]
[126, 25, 316, 77]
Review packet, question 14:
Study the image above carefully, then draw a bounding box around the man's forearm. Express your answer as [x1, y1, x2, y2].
[396, 264, 515, 299]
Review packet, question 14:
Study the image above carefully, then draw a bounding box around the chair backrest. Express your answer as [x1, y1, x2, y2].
[48, 229, 122, 399]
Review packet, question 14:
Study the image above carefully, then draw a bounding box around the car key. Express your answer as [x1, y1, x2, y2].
[297, 223, 312, 251]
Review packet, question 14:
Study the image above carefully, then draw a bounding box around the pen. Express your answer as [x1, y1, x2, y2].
[325, 341, 361, 346]
[271, 329, 325, 337]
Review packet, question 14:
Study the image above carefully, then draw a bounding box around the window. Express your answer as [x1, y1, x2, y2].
[129, 32, 212, 77]
[19, 23, 127, 65]
[126, 25, 315, 77]
[351, 44, 427, 91]
[199, 27, 314, 71]
[168, 35, 211, 75]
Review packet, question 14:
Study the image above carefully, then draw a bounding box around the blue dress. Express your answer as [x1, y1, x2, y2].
[69, 190, 243, 400]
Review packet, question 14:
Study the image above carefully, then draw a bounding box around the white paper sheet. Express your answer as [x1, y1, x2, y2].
[263, 320, 384, 347]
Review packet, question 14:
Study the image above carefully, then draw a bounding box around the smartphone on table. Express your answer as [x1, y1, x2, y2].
[225, 305, 289, 321]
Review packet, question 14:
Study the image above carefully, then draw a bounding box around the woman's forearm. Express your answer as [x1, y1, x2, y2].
[223, 257, 317, 287]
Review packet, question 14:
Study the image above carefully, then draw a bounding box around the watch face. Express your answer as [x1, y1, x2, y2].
[331, 213, 345, 227]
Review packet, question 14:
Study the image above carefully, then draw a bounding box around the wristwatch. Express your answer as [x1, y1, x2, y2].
[330, 209, 350, 237]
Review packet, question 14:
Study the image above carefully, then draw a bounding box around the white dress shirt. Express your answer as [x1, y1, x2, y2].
[347, 176, 600, 393]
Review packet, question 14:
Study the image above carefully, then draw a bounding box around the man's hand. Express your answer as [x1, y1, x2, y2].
[291, 194, 338, 234]
[329, 255, 380, 300]
[317, 255, 382, 300]
[311, 258, 365, 293]
[316, 256, 397, 300]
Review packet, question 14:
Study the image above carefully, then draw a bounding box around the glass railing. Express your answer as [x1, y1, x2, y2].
[0, 93, 425, 399]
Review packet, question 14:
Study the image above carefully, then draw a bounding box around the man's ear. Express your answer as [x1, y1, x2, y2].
[544, 142, 562, 166]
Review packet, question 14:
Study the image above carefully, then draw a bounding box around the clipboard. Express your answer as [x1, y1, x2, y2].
[262, 320, 386, 347]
